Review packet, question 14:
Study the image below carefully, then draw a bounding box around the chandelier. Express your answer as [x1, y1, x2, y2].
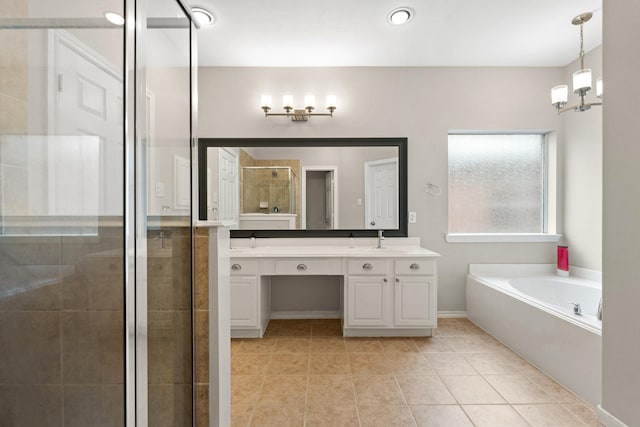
[551, 12, 602, 114]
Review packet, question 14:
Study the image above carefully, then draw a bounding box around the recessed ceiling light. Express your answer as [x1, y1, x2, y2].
[192, 7, 214, 26]
[104, 11, 125, 26]
[388, 7, 413, 25]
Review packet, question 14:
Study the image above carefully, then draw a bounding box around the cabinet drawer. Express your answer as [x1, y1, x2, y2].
[394, 259, 435, 275]
[347, 259, 389, 275]
[274, 259, 330, 275]
[230, 260, 258, 275]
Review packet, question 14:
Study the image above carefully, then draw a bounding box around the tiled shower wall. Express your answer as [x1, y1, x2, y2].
[0, 224, 195, 426]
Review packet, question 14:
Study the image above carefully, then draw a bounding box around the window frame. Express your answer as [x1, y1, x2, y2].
[445, 131, 560, 243]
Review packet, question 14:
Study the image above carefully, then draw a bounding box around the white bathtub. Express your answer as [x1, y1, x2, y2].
[466, 264, 602, 406]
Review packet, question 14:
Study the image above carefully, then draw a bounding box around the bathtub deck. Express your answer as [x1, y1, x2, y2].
[230, 317, 602, 426]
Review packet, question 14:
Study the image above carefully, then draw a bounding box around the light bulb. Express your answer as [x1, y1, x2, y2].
[573, 69, 592, 94]
[261, 94, 272, 109]
[551, 85, 568, 106]
[304, 94, 316, 109]
[104, 12, 125, 26]
[326, 94, 337, 109]
[282, 94, 293, 109]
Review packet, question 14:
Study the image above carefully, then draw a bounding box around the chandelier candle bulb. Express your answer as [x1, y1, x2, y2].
[573, 69, 592, 94]
[596, 77, 603, 98]
[551, 85, 569, 106]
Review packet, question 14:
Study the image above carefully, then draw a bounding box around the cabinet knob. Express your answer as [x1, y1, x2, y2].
[297, 264, 307, 271]
[395, 278, 399, 282]
[231, 264, 242, 271]
[383, 278, 388, 283]
[410, 263, 420, 271]
[362, 263, 373, 271]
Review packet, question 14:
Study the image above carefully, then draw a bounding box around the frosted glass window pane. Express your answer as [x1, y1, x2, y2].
[448, 134, 545, 233]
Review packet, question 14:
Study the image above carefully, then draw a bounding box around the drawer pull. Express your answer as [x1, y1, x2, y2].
[410, 263, 420, 271]
[395, 278, 399, 282]
[362, 263, 373, 271]
[297, 264, 307, 271]
[231, 264, 242, 271]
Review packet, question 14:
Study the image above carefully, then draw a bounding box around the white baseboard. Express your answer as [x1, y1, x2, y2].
[597, 405, 628, 427]
[270, 310, 341, 319]
[438, 311, 467, 318]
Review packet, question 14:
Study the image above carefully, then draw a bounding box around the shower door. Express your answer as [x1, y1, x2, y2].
[0, 0, 197, 425]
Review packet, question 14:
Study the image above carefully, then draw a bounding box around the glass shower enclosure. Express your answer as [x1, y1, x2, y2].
[0, 0, 197, 425]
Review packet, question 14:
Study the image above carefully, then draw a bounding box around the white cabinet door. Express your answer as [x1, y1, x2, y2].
[394, 277, 435, 327]
[346, 276, 389, 327]
[230, 276, 258, 327]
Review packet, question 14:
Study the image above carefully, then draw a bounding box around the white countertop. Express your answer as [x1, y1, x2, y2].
[229, 245, 440, 258]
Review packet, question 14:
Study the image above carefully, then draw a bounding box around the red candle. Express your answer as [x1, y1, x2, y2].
[557, 246, 569, 272]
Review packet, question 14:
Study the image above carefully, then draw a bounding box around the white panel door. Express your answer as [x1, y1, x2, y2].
[346, 276, 389, 327]
[230, 277, 258, 327]
[218, 148, 239, 223]
[54, 31, 123, 216]
[365, 158, 398, 229]
[394, 277, 435, 327]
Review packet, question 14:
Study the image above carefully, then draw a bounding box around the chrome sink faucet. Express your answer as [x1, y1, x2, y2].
[377, 230, 384, 248]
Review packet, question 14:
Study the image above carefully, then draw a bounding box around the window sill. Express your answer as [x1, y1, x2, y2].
[445, 233, 561, 243]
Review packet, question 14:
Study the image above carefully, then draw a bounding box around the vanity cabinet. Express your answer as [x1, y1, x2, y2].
[230, 244, 439, 338]
[230, 260, 270, 338]
[345, 258, 437, 334]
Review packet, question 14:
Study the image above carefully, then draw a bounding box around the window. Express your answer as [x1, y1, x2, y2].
[448, 133, 547, 235]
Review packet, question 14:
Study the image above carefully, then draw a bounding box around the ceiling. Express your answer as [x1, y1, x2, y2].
[191, 0, 602, 67]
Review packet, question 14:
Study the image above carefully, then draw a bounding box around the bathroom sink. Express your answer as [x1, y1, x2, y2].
[354, 246, 414, 254]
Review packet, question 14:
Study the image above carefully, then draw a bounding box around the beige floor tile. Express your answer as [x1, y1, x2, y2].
[484, 374, 555, 404]
[232, 354, 272, 375]
[380, 337, 420, 352]
[307, 375, 355, 405]
[462, 404, 530, 427]
[411, 405, 474, 427]
[458, 320, 489, 335]
[526, 372, 581, 403]
[443, 336, 489, 352]
[563, 403, 604, 426]
[267, 354, 309, 375]
[310, 337, 346, 353]
[238, 338, 278, 354]
[305, 405, 359, 426]
[387, 353, 436, 376]
[353, 375, 406, 406]
[232, 375, 264, 405]
[412, 337, 455, 353]
[345, 338, 383, 353]
[231, 404, 253, 427]
[425, 353, 479, 375]
[311, 319, 343, 336]
[514, 404, 586, 427]
[432, 322, 472, 337]
[231, 339, 244, 354]
[275, 337, 310, 353]
[349, 353, 395, 375]
[278, 320, 312, 336]
[310, 353, 350, 375]
[396, 375, 457, 405]
[440, 375, 506, 404]
[258, 376, 307, 406]
[263, 320, 283, 337]
[462, 352, 520, 375]
[250, 404, 304, 427]
[358, 405, 417, 427]
[498, 352, 543, 375]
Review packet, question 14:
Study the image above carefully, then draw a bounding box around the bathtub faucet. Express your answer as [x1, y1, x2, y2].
[597, 298, 603, 320]
[568, 302, 582, 315]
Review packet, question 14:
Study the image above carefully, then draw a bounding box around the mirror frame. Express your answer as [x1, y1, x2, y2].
[198, 137, 408, 238]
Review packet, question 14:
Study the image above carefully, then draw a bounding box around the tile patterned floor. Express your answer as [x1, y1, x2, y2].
[231, 318, 602, 427]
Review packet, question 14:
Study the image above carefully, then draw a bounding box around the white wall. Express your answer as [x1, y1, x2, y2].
[601, 1, 640, 425]
[199, 66, 565, 311]
[562, 47, 603, 271]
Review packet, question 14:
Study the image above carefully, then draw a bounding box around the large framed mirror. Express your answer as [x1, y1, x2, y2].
[198, 138, 408, 237]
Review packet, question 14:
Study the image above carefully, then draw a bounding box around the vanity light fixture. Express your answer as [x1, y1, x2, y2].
[104, 11, 125, 26]
[388, 7, 413, 25]
[551, 12, 602, 114]
[192, 7, 215, 26]
[261, 94, 337, 121]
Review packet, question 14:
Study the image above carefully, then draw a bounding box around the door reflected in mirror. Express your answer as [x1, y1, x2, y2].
[198, 138, 408, 237]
